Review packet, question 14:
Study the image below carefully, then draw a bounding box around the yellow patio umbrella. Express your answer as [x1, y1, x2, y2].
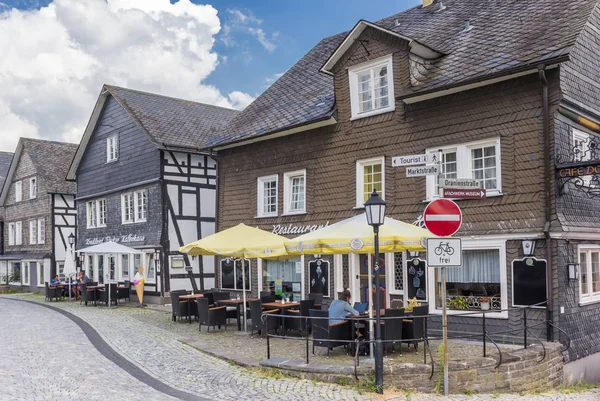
[179, 223, 291, 332]
[284, 213, 436, 358]
[284, 213, 436, 256]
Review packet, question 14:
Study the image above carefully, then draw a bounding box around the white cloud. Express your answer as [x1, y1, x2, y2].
[221, 8, 277, 52]
[228, 91, 255, 110]
[248, 28, 278, 52]
[0, 0, 253, 151]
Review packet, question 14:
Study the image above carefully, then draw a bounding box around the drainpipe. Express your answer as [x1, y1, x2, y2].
[538, 65, 554, 342]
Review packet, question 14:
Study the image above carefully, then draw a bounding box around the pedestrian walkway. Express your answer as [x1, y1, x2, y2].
[2, 294, 599, 401]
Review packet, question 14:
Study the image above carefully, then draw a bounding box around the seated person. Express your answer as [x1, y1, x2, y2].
[50, 275, 61, 285]
[77, 271, 90, 285]
[328, 289, 359, 325]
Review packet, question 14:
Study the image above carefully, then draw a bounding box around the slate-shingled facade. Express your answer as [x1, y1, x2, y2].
[68, 85, 238, 303]
[213, 0, 600, 366]
[0, 138, 77, 293]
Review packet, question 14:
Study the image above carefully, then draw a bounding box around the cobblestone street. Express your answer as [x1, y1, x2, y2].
[2, 294, 599, 401]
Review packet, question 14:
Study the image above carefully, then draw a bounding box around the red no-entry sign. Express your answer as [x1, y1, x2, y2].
[423, 199, 462, 236]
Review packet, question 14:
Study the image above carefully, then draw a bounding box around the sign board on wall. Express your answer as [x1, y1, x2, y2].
[426, 238, 463, 267]
[512, 258, 547, 307]
[406, 165, 440, 177]
[439, 178, 483, 189]
[85, 235, 145, 246]
[407, 258, 427, 301]
[392, 153, 438, 167]
[443, 188, 487, 199]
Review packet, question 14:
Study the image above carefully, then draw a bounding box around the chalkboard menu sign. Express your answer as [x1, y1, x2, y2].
[512, 258, 547, 307]
[407, 258, 427, 301]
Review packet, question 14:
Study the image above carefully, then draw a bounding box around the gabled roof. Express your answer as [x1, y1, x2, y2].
[67, 85, 240, 180]
[0, 151, 14, 195]
[211, 0, 597, 148]
[0, 138, 77, 205]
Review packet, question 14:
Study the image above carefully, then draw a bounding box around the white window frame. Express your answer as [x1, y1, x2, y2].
[256, 175, 278, 218]
[146, 252, 156, 284]
[15, 181, 22, 202]
[427, 238, 508, 319]
[37, 218, 45, 245]
[22, 261, 31, 286]
[134, 190, 147, 222]
[121, 193, 134, 224]
[121, 254, 130, 279]
[8, 222, 15, 246]
[15, 221, 22, 245]
[356, 156, 385, 208]
[283, 169, 307, 215]
[37, 261, 44, 287]
[348, 55, 395, 120]
[86, 199, 106, 228]
[57, 262, 65, 280]
[107, 134, 118, 162]
[29, 219, 37, 245]
[29, 177, 37, 199]
[426, 137, 502, 201]
[388, 251, 407, 296]
[578, 245, 600, 305]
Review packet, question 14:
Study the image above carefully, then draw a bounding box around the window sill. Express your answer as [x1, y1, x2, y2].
[106, 159, 119, 164]
[350, 107, 395, 121]
[254, 215, 277, 219]
[579, 297, 600, 307]
[430, 308, 508, 319]
[282, 211, 307, 216]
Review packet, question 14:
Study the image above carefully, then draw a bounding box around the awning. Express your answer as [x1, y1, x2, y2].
[76, 241, 143, 254]
[0, 253, 50, 260]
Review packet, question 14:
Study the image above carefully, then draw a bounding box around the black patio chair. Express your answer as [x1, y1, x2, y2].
[203, 291, 216, 307]
[98, 283, 117, 306]
[45, 282, 61, 302]
[309, 309, 350, 357]
[249, 300, 280, 336]
[117, 280, 131, 303]
[88, 281, 98, 286]
[260, 294, 276, 303]
[79, 283, 92, 306]
[212, 291, 237, 323]
[382, 308, 404, 355]
[170, 290, 190, 322]
[308, 293, 323, 308]
[297, 298, 316, 333]
[260, 291, 272, 299]
[402, 305, 428, 352]
[197, 298, 227, 333]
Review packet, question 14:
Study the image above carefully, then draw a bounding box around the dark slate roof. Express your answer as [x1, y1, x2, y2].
[22, 139, 77, 194]
[0, 151, 13, 194]
[210, 0, 596, 147]
[378, 0, 596, 96]
[106, 85, 240, 149]
[206, 33, 345, 147]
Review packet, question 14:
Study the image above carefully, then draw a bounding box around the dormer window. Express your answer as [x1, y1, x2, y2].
[348, 55, 395, 120]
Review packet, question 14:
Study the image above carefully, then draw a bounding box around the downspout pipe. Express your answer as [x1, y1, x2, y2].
[538, 65, 554, 342]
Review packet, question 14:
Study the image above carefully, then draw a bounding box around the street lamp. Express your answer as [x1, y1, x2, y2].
[364, 189, 386, 394]
[68, 233, 75, 248]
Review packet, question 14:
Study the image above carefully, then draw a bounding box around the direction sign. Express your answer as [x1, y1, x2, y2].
[443, 188, 487, 199]
[438, 177, 482, 189]
[406, 165, 440, 177]
[427, 238, 462, 267]
[423, 199, 462, 236]
[392, 153, 439, 167]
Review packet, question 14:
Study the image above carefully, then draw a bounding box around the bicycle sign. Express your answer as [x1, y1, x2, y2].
[427, 238, 462, 267]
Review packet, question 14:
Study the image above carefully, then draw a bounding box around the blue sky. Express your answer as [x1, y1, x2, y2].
[2, 0, 421, 96]
[0, 0, 421, 151]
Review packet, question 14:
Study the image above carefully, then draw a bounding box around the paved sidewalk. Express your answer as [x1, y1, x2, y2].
[3, 294, 599, 401]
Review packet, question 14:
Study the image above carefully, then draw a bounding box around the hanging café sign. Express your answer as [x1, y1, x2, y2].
[85, 234, 145, 246]
[558, 164, 600, 178]
[272, 222, 330, 235]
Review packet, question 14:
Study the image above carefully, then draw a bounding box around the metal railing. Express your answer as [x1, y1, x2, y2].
[261, 301, 571, 380]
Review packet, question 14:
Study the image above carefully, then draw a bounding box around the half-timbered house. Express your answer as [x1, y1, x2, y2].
[67, 85, 238, 303]
[0, 138, 77, 292]
[209, 0, 600, 371]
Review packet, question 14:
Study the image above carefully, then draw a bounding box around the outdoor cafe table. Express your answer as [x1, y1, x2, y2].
[216, 298, 259, 331]
[261, 301, 301, 335]
[344, 309, 411, 354]
[179, 293, 204, 323]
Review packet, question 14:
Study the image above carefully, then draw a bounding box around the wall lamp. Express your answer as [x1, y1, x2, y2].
[409, 251, 419, 258]
[522, 240, 536, 257]
[567, 263, 579, 281]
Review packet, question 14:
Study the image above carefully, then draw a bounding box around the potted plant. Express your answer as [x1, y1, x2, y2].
[480, 296, 490, 311]
[448, 297, 469, 310]
[403, 297, 421, 312]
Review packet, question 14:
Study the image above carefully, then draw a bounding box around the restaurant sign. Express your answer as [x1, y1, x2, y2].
[85, 234, 145, 246]
[558, 165, 600, 178]
[272, 222, 330, 235]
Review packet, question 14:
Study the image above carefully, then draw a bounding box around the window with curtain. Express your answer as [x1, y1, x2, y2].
[435, 249, 501, 311]
[263, 257, 302, 300]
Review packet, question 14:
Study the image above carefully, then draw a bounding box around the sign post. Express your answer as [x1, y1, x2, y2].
[424, 199, 463, 397]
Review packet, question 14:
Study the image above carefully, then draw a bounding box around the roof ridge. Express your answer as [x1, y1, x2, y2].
[21, 137, 78, 147]
[105, 84, 240, 113]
